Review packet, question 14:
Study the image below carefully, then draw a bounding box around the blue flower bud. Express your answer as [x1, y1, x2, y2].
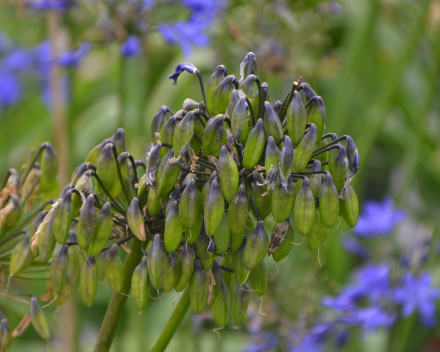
[168, 63, 198, 85]
[239, 52, 257, 81]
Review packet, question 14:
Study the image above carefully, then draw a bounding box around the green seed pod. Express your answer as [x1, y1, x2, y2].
[211, 261, 223, 296]
[294, 124, 317, 172]
[159, 116, 178, 157]
[220, 255, 233, 290]
[127, 198, 146, 242]
[85, 139, 108, 166]
[329, 146, 348, 192]
[201, 171, 217, 206]
[242, 119, 266, 169]
[182, 98, 199, 111]
[265, 136, 280, 175]
[179, 179, 201, 229]
[50, 245, 69, 295]
[185, 215, 203, 245]
[228, 184, 248, 251]
[147, 189, 167, 217]
[147, 235, 168, 290]
[40, 142, 58, 193]
[67, 230, 85, 273]
[0, 194, 22, 233]
[249, 258, 267, 296]
[272, 176, 296, 223]
[204, 179, 225, 237]
[88, 202, 113, 257]
[307, 97, 326, 143]
[252, 171, 272, 220]
[0, 315, 12, 352]
[211, 75, 237, 116]
[163, 253, 178, 292]
[52, 190, 72, 244]
[239, 74, 256, 97]
[240, 52, 257, 81]
[287, 91, 308, 147]
[263, 102, 283, 142]
[80, 257, 98, 307]
[55, 273, 71, 306]
[243, 221, 269, 271]
[340, 185, 359, 228]
[21, 166, 39, 202]
[316, 139, 329, 166]
[307, 204, 328, 250]
[294, 178, 316, 236]
[231, 280, 250, 325]
[272, 222, 294, 262]
[346, 136, 360, 175]
[151, 106, 173, 142]
[300, 82, 317, 103]
[218, 146, 239, 202]
[37, 216, 56, 263]
[75, 171, 93, 196]
[96, 143, 117, 194]
[213, 211, 230, 254]
[319, 173, 339, 228]
[212, 280, 229, 327]
[202, 115, 227, 157]
[227, 89, 240, 117]
[154, 149, 181, 197]
[10, 233, 34, 276]
[137, 174, 149, 205]
[77, 194, 97, 249]
[105, 244, 124, 292]
[189, 261, 209, 314]
[174, 244, 194, 292]
[30, 296, 50, 341]
[110, 128, 126, 155]
[309, 161, 322, 198]
[207, 65, 228, 115]
[95, 252, 106, 283]
[172, 112, 196, 159]
[196, 226, 214, 270]
[231, 96, 249, 142]
[279, 136, 295, 181]
[165, 201, 184, 253]
[131, 255, 151, 311]
[232, 236, 249, 284]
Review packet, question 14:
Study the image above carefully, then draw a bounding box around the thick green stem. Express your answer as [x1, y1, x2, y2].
[150, 288, 191, 352]
[93, 238, 144, 352]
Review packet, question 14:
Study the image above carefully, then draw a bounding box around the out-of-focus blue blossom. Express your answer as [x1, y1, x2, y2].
[1, 48, 32, 71]
[168, 62, 197, 85]
[290, 334, 323, 352]
[41, 74, 70, 109]
[59, 42, 90, 67]
[394, 272, 440, 327]
[159, 0, 223, 56]
[244, 333, 279, 352]
[0, 71, 22, 108]
[338, 306, 396, 332]
[26, 0, 72, 10]
[33, 40, 52, 76]
[354, 198, 405, 237]
[341, 235, 371, 259]
[121, 36, 141, 57]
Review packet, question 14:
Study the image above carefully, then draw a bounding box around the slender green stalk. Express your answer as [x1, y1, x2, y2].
[93, 238, 144, 352]
[150, 288, 191, 352]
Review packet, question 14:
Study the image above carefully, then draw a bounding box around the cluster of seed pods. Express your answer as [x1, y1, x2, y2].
[0, 53, 360, 347]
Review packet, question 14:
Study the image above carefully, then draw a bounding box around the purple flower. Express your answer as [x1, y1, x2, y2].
[394, 272, 440, 327]
[341, 235, 371, 258]
[338, 306, 396, 332]
[27, 0, 71, 10]
[59, 42, 90, 67]
[354, 197, 405, 237]
[0, 70, 22, 107]
[168, 62, 198, 85]
[1, 48, 32, 71]
[121, 36, 141, 57]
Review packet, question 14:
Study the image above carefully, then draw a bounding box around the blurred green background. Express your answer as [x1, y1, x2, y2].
[1, 0, 440, 351]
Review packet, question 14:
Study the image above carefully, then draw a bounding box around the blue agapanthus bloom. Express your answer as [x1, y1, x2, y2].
[27, 0, 71, 10]
[1, 48, 32, 72]
[354, 197, 405, 237]
[394, 272, 440, 327]
[338, 306, 396, 332]
[341, 235, 371, 259]
[0, 70, 22, 107]
[121, 36, 141, 58]
[168, 62, 198, 85]
[59, 42, 90, 67]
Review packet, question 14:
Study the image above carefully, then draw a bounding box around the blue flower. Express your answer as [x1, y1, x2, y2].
[341, 235, 371, 259]
[27, 0, 71, 10]
[394, 272, 440, 327]
[59, 42, 90, 67]
[290, 334, 323, 352]
[121, 36, 141, 57]
[0, 70, 22, 108]
[244, 333, 279, 352]
[338, 306, 396, 332]
[354, 197, 405, 237]
[1, 48, 32, 71]
[168, 62, 198, 85]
